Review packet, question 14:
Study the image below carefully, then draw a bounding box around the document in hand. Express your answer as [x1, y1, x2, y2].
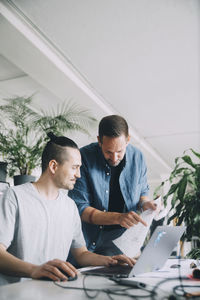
[113, 197, 161, 257]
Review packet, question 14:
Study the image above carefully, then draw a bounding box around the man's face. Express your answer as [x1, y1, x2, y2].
[98, 135, 130, 167]
[53, 148, 81, 190]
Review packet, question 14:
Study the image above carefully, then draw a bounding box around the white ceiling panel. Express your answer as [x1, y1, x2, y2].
[0, 54, 25, 81]
[0, 0, 199, 186]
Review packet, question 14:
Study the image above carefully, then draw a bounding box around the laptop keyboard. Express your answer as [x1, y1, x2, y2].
[82, 264, 132, 278]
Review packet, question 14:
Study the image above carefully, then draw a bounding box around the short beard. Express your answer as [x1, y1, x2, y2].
[107, 159, 121, 167]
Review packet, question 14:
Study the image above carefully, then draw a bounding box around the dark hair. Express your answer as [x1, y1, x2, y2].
[98, 115, 129, 143]
[41, 132, 79, 173]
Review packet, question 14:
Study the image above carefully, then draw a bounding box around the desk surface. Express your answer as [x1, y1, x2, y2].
[0, 259, 199, 300]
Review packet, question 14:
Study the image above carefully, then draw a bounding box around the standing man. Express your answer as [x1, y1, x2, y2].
[69, 115, 156, 256]
[0, 132, 134, 286]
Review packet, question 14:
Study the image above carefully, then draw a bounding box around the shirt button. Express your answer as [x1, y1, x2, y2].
[92, 242, 96, 246]
[100, 226, 103, 229]
[103, 209, 106, 212]
[106, 190, 109, 194]
[106, 173, 110, 176]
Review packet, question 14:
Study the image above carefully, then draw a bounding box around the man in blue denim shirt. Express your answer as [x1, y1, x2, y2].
[69, 115, 156, 256]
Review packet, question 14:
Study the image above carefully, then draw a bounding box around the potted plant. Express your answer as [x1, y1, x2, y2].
[0, 161, 8, 182]
[0, 95, 96, 185]
[155, 149, 200, 259]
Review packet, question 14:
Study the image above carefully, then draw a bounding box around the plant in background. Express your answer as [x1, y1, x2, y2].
[155, 149, 200, 258]
[34, 101, 96, 137]
[187, 248, 200, 260]
[0, 96, 43, 176]
[0, 95, 96, 177]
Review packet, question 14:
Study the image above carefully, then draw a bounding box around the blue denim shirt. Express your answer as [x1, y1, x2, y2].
[68, 143, 149, 252]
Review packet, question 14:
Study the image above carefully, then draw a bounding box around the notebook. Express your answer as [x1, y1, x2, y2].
[81, 225, 185, 278]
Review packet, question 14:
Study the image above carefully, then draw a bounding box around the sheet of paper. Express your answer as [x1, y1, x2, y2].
[113, 197, 161, 258]
[153, 199, 170, 221]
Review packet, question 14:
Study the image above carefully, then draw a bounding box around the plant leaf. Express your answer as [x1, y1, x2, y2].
[182, 155, 195, 168]
[177, 175, 187, 201]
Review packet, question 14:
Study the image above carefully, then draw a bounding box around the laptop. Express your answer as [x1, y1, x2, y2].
[81, 225, 185, 278]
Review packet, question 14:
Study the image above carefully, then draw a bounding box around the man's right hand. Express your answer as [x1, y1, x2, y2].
[30, 259, 78, 281]
[118, 211, 147, 228]
[82, 207, 147, 228]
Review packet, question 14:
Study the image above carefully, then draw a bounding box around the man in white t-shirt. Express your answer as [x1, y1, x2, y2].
[0, 132, 134, 285]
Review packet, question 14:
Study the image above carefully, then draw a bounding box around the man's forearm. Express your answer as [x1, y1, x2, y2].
[72, 247, 135, 268]
[72, 247, 106, 267]
[81, 207, 120, 225]
[0, 245, 35, 278]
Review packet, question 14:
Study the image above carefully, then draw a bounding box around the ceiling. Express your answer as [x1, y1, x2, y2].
[0, 0, 199, 194]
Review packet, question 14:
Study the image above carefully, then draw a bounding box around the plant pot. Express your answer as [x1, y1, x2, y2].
[13, 175, 36, 186]
[0, 162, 8, 182]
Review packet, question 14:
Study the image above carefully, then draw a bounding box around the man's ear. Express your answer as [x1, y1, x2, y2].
[127, 135, 131, 144]
[49, 160, 57, 174]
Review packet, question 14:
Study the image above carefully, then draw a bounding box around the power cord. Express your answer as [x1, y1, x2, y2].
[53, 251, 199, 299]
[53, 274, 156, 299]
[150, 248, 200, 299]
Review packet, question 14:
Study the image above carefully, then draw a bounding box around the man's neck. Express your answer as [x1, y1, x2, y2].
[33, 175, 59, 201]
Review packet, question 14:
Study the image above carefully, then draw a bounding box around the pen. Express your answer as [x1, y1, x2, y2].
[110, 277, 146, 289]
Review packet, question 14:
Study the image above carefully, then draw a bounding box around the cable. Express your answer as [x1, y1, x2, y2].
[150, 255, 200, 299]
[53, 274, 156, 299]
[173, 284, 200, 298]
[53, 249, 198, 300]
[82, 275, 101, 299]
[84, 274, 157, 299]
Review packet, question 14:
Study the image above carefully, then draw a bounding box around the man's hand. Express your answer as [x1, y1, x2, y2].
[141, 200, 157, 211]
[118, 211, 147, 229]
[96, 254, 136, 267]
[102, 254, 136, 267]
[30, 259, 78, 281]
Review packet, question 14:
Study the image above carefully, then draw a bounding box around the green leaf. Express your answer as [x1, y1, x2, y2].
[167, 213, 177, 224]
[176, 213, 184, 225]
[171, 167, 187, 176]
[177, 175, 187, 201]
[165, 183, 179, 198]
[171, 190, 178, 207]
[182, 155, 195, 168]
[190, 148, 200, 160]
[174, 157, 180, 164]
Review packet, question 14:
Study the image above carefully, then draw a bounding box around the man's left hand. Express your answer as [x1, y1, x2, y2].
[103, 254, 136, 267]
[142, 200, 157, 211]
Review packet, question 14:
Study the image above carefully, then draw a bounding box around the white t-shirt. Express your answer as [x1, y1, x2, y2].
[0, 183, 86, 285]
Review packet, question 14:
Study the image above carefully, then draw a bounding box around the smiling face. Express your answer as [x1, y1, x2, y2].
[52, 148, 81, 190]
[98, 135, 130, 167]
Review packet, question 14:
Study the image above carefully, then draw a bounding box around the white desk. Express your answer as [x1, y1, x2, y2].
[0, 259, 199, 300]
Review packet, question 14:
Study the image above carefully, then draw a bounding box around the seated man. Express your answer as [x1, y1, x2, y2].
[0, 132, 134, 285]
